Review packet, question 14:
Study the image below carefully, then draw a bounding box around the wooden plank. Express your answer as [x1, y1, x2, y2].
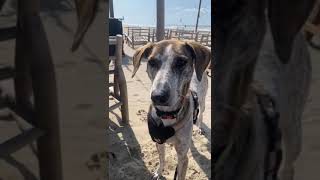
[115, 35, 129, 123]
[17, 0, 63, 179]
[156, 0, 165, 41]
[0, 128, 44, 158]
[109, 102, 122, 111]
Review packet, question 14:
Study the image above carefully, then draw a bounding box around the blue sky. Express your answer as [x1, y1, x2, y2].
[113, 0, 211, 26]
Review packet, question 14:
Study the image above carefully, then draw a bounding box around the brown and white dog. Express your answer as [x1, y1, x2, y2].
[132, 39, 211, 180]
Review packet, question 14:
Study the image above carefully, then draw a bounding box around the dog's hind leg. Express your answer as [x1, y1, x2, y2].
[196, 96, 206, 135]
[195, 75, 208, 135]
[152, 143, 165, 180]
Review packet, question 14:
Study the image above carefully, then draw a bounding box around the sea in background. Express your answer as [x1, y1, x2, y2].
[123, 23, 211, 31]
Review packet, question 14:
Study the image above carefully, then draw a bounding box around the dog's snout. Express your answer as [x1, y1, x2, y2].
[151, 83, 170, 105]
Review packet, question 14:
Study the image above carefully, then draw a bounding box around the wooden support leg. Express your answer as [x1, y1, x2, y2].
[113, 70, 120, 99]
[14, 15, 34, 125]
[17, 0, 63, 179]
[115, 35, 129, 124]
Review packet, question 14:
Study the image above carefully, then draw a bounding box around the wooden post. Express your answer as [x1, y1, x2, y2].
[17, 0, 63, 179]
[109, 0, 114, 18]
[106, 2, 110, 179]
[156, 0, 165, 41]
[14, 11, 34, 126]
[115, 35, 129, 123]
[131, 32, 135, 48]
[152, 28, 155, 42]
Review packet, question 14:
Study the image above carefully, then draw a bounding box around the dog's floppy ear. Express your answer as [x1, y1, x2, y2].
[185, 41, 211, 81]
[268, 0, 316, 64]
[132, 43, 154, 77]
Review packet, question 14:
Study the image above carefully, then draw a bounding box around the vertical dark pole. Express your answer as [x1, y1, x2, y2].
[156, 0, 165, 41]
[110, 0, 114, 18]
[17, 0, 63, 179]
[106, 0, 110, 179]
[14, 0, 34, 124]
[195, 0, 202, 33]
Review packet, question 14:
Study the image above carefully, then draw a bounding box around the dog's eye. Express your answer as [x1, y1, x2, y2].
[148, 58, 160, 68]
[174, 58, 187, 68]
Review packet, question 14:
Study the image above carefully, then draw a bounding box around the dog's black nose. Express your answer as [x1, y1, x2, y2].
[151, 84, 170, 105]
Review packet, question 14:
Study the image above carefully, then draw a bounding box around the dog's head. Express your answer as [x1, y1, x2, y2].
[132, 40, 211, 111]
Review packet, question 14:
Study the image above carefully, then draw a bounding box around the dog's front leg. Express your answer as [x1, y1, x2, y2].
[174, 142, 190, 180]
[152, 143, 165, 180]
[175, 152, 188, 180]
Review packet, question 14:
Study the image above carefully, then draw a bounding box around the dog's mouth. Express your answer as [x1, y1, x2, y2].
[155, 106, 182, 120]
[154, 96, 185, 120]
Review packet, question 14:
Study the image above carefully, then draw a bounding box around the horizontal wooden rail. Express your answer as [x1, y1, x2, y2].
[109, 102, 122, 111]
[0, 128, 44, 158]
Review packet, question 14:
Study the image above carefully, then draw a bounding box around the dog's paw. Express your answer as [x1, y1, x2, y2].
[193, 128, 205, 136]
[151, 172, 162, 180]
[198, 128, 205, 135]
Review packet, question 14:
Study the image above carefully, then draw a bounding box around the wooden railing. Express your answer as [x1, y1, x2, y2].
[124, 26, 211, 48]
[108, 35, 129, 124]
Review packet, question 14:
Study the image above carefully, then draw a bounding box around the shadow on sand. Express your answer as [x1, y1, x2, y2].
[190, 122, 211, 179]
[108, 110, 154, 180]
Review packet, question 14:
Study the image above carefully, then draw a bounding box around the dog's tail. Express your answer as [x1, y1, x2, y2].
[173, 166, 178, 180]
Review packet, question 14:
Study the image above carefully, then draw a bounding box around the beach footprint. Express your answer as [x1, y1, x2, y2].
[85, 151, 116, 179]
[136, 109, 148, 122]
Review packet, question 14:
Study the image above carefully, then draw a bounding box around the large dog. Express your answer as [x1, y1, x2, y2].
[132, 40, 211, 180]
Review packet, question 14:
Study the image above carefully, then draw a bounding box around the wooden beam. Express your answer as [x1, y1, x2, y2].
[156, 0, 165, 41]
[109, 0, 114, 17]
[195, 0, 202, 33]
[115, 35, 129, 123]
[109, 102, 122, 111]
[0, 128, 44, 158]
[17, 0, 63, 179]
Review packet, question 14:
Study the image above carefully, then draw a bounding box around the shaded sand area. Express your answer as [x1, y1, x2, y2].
[108, 43, 211, 180]
[0, 1, 108, 180]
